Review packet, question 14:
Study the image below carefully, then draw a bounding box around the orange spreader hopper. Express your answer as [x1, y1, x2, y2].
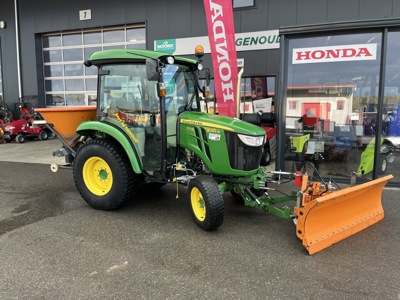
[35, 106, 96, 143]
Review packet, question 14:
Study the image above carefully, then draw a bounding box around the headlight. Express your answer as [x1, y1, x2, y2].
[238, 134, 264, 147]
[5, 125, 15, 130]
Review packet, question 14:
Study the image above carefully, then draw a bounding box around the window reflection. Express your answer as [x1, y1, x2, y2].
[284, 32, 383, 179]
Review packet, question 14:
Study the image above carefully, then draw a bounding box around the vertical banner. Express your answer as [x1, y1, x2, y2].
[203, 0, 238, 117]
[250, 77, 268, 100]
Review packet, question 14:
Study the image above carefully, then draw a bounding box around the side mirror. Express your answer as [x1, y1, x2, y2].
[197, 68, 211, 96]
[146, 59, 159, 81]
[204, 68, 211, 86]
[198, 68, 210, 86]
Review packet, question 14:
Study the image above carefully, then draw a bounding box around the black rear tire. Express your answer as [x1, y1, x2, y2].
[16, 134, 25, 143]
[188, 176, 224, 231]
[260, 146, 271, 166]
[73, 138, 137, 210]
[38, 130, 49, 141]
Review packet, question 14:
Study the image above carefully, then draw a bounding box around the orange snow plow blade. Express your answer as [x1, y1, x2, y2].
[295, 175, 393, 255]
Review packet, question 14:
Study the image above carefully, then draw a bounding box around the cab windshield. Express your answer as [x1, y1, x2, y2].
[98, 63, 197, 115]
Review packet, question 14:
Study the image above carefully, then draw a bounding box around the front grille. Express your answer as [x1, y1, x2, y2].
[225, 132, 263, 171]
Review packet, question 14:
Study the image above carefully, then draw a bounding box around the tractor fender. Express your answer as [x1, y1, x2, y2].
[76, 121, 142, 174]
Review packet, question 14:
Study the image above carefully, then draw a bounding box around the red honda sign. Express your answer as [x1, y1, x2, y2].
[203, 0, 238, 117]
[293, 44, 377, 64]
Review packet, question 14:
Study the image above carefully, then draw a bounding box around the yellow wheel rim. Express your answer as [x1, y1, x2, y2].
[191, 187, 206, 221]
[83, 156, 113, 196]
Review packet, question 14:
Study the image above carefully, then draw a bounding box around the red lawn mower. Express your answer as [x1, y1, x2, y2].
[3, 98, 51, 143]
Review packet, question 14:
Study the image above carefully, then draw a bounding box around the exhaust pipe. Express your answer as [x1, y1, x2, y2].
[236, 67, 244, 119]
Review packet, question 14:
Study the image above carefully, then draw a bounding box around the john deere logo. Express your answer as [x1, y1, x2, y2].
[156, 39, 176, 54]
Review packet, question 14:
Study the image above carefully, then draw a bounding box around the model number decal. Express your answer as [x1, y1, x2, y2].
[206, 128, 220, 134]
[180, 119, 233, 131]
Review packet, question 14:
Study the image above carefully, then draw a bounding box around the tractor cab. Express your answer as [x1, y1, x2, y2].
[86, 49, 204, 180]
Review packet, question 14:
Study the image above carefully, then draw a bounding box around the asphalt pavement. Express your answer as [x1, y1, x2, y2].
[0, 139, 399, 299]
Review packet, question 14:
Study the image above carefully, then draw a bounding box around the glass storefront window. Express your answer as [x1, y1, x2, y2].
[239, 76, 275, 112]
[203, 76, 276, 114]
[63, 48, 83, 61]
[83, 32, 102, 45]
[126, 27, 145, 48]
[381, 31, 400, 180]
[64, 64, 84, 76]
[85, 78, 97, 91]
[62, 33, 82, 46]
[126, 43, 146, 50]
[103, 45, 125, 50]
[42, 35, 61, 48]
[43, 50, 62, 63]
[66, 93, 85, 106]
[44, 65, 63, 77]
[233, 0, 255, 8]
[126, 28, 145, 42]
[65, 79, 84, 91]
[103, 29, 124, 43]
[85, 66, 98, 76]
[46, 94, 66, 106]
[284, 32, 383, 180]
[42, 25, 146, 106]
[45, 79, 64, 91]
[84, 46, 102, 60]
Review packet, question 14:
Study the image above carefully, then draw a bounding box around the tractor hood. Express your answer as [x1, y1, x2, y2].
[180, 111, 266, 137]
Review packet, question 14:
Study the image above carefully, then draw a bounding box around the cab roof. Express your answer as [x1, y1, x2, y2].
[87, 49, 197, 66]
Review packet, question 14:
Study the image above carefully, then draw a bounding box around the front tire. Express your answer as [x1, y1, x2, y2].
[16, 134, 25, 143]
[378, 155, 388, 175]
[188, 176, 224, 231]
[73, 138, 137, 210]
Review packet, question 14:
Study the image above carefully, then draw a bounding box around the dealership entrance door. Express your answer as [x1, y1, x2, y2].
[278, 21, 400, 186]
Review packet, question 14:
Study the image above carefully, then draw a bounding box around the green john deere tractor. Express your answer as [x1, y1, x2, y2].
[73, 47, 272, 231]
